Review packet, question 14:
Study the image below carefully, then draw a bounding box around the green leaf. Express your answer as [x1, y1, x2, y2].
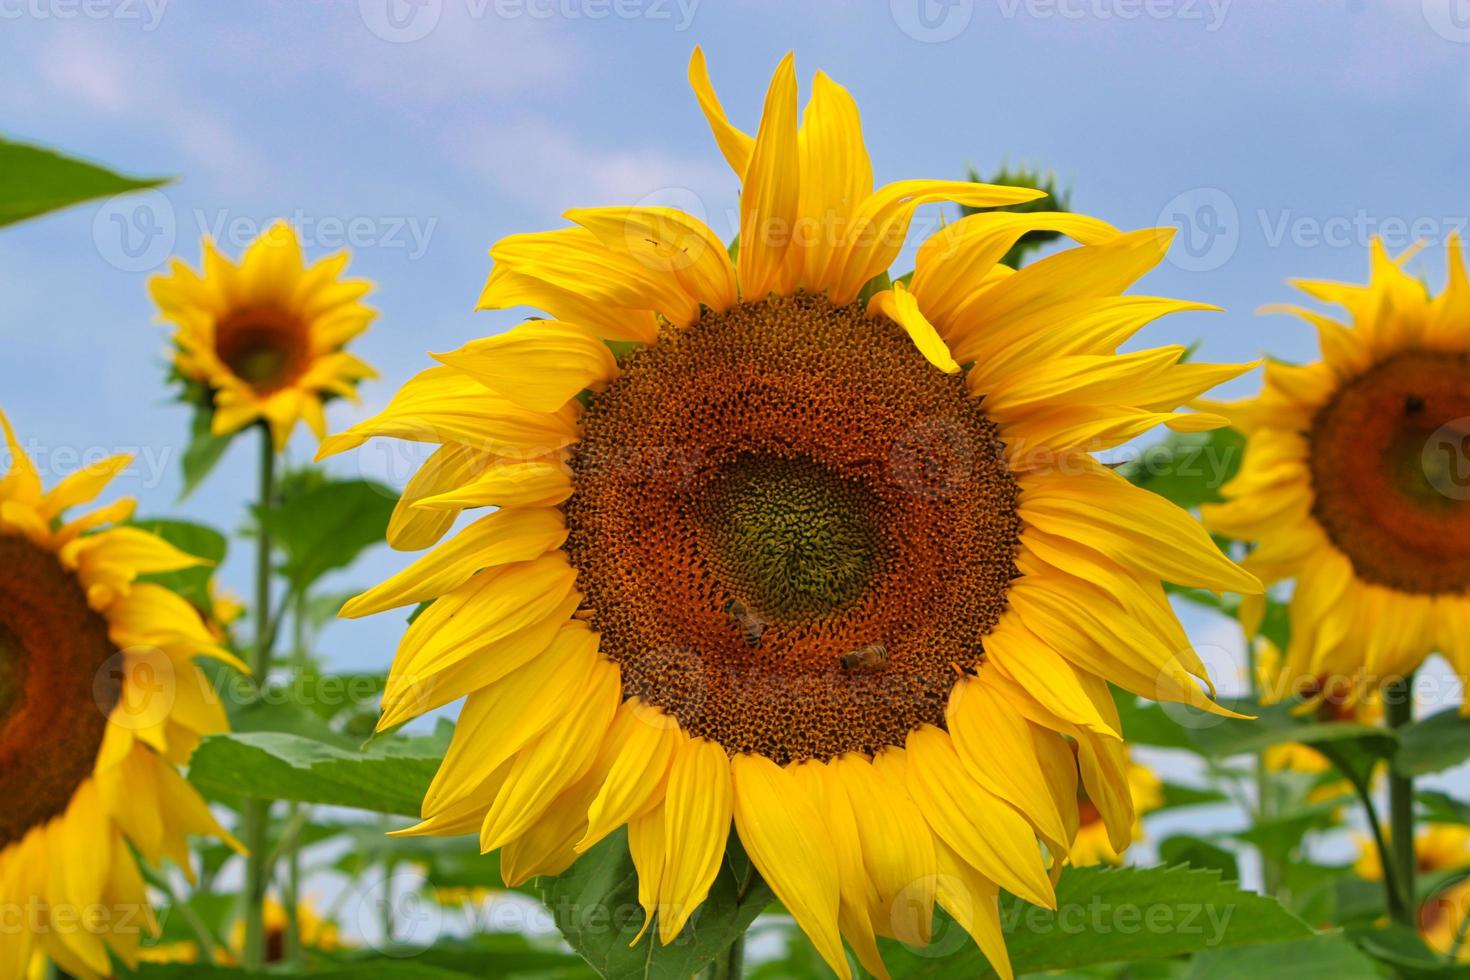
[1158, 835, 1239, 881]
[0, 136, 168, 227]
[1181, 934, 1379, 979]
[131, 517, 228, 610]
[186, 723, 450, 816]
[540, 828, 773, 979]
[882, 865, 1314, 978]
[179, 403, 238, 501]
[123, 964, 482, 979]
[260, 478, 396, 591]
[1395, 708, 1470, 776]
[1121, 427, 1245, 509]
[1419, 790, 1470, 825]
[1157, 783, 1229, 812]
[1349, 923, 1470, 978]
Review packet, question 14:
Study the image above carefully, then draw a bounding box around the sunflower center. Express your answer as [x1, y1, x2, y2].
[0, 534, 120, 848]
[1310, 350, 1470, 595]
[698, 456, 883, 621]
[215, 307, 310, 394]
[565, 293, 1021, 764]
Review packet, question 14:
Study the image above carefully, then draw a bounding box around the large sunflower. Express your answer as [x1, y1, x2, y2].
[1204, 239, 1470, 711]
[149, 221, 377, 450]
[0, 410, 243, 978]
[322, 50, 1259, 978]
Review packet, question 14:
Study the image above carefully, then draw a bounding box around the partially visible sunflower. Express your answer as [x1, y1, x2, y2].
[1354, 823, 1470, 882]
[226, 895, 340, 963]
[323, 50, 1259, 978]
[149, 221, 378, 450]
[1255, 637, 1381, 779]
[1355, 823, 1470, 959]
[1070, 755, 1163, 867]
[1205, 239, 1470, 711]
[0, 410, 244, 979]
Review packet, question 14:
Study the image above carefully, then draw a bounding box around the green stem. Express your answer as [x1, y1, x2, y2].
[1319, 741, 1406, 921]
[708, 935, 744, 980]
[283, 588, 309, 962]
[240, 426, 277, 969]
[1386, 674, 1417, 928]
[1246, 642, 1283, 898]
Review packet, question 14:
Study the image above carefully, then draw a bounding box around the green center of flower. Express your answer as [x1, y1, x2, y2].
[698, 455, 883, 621]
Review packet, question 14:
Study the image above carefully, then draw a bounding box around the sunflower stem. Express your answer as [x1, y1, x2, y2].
[707, 933, 745, 980]
[1386, 674, 1417, 928]
[283, 588, 309, 963]
[241, 425, 277, 970]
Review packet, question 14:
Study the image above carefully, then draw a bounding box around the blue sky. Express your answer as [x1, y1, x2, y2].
[2, 0, 1468, 708]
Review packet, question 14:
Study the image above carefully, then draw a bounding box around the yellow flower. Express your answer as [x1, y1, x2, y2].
[323, 50, 1259, 979]
[1355, 823, 1470, 881]
[1070, 757, 1163, 867]
[0, 409, 244, 979]
[149, 221, 378, 450]
[1421, 876, 1470, 962]
[1256, 636, 1381, 781]
[1205, 239, 1470, 711]
[226, 896, 340, 963]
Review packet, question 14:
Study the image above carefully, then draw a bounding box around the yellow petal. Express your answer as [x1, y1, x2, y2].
[569, 206, 737, 315]
[731, 755, 849, 979]
[905, 725, 1055, 910]
[738, 52, 801, 300]
[434, 322, 617, 413]
[687, 46, 754, 177]
[867, 282, 959, 373]
[657, 737, 732, 944]
[343, 508, 566, 618]
[579, 699, 681, 853]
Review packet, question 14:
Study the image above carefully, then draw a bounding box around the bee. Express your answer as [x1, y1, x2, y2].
[839, 643, 889, 674]
[723, 598, 765, 647]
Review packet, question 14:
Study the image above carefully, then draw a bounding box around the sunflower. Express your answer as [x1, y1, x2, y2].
[1354, 823, 1470, 883]
[1205, 239, 1470, 711]
[226, 895, 340, 963]
[0, 410, 243, 979]
[1069, 756, 1162, 867]
[149, 221, 378, 450]
[322, 50, 1259, 978]
[1255, 637, 1381, 778]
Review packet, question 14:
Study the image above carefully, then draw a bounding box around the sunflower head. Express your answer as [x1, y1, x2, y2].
[1205, 237, 1470, 712]
[150, 221, 378, 450]
[0, 409, 243, 979]
[327, 49, 1259, 979]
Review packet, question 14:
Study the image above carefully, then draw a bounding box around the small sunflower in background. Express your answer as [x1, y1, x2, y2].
[149, 221, 378, 450]
[1205, 239, 1470, 710]
[1069, 754, 1163, 867]
[1355, 823, 1470, 959]
[0, 410, 243, 979]
[1254, 637, 1382, 780]
[226, 896, 340, 964]
[1354, 823, 1470, 883]
[323, 49, 1260, 979]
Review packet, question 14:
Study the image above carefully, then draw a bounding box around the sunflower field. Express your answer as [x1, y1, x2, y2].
[3, 7, 1470, 980]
